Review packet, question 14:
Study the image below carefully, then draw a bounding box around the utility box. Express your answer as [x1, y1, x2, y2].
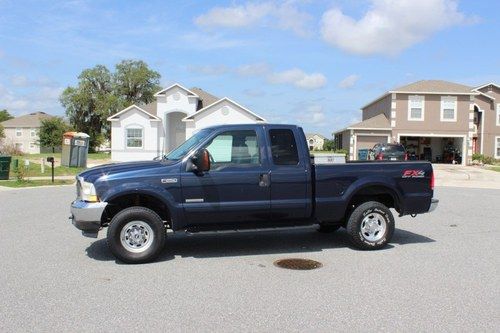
[0, 155, 12, 180]
[312, 153, 346, 165]
[61, 132, 90, 168]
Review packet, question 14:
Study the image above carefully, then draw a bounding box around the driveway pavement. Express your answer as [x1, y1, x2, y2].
[433, 164, 500, 189]
[0, 186, 498, 332]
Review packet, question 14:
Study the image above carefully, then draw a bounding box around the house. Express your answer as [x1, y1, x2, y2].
[305, 133, 326, 150]
[0, 112, 54, 154]
[107, 83, 266, 162]
[334, 80, 500, 165]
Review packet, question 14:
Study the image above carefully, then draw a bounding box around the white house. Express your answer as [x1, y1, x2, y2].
[305, 133, 326, 151]
[107, 83, 266, 161]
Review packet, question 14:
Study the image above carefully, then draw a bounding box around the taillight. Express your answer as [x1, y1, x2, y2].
[430, 171, 435, 190]
[376, 154, 383, 160]
[404, 153, 408, 161]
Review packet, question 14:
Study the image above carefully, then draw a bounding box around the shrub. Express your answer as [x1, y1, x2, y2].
[0, 142, 24, 156]
[472, 153, 483, 161]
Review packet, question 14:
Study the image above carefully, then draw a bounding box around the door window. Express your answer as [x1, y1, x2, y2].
[205, 130, 260, 169]
[269, 129, 299, 165]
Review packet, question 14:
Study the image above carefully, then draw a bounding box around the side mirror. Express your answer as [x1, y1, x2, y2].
[191, 148, 210, 173]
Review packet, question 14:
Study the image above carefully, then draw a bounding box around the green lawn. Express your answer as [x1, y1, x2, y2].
[0, 179, 75, 188]
[9, 160, 85, 177]
[13, 152, 110, 160]
[489, 166, 500, 172]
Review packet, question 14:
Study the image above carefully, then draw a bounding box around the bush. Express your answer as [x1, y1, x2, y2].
[483, 156, 496, 165]
[472, 153, 483, 161]
[334, 149, 348, 155]
[0, 142, 24, 156]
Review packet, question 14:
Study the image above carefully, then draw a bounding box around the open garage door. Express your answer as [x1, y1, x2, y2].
[356, 135, 388, 160]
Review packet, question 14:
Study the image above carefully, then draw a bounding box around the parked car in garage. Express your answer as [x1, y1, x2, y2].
[370, 143, 408, 161]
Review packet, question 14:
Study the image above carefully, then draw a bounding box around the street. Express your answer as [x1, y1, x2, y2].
[0, 185, 498, 332]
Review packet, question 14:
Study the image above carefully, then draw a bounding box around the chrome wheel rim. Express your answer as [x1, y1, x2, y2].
[360, 212, 386, 242]
[120, 221, 154, 253]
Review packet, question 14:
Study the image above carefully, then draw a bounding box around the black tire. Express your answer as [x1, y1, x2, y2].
[346, 201, 394, 250]
[317, 224, 341, 233]
[107, 206, 166, 264]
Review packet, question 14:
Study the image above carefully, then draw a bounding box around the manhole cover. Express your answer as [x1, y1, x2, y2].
[273, 258, 323, 270]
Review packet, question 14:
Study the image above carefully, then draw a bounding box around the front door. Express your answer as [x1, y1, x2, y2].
[181, 127, 270, 225]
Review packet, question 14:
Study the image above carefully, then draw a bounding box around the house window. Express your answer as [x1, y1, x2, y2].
[441, 96, 457, 122]
[30, 142, 36, 149]
[408, 95, 424, 121]
[30, 128, 37, 137]
[126, 128, 143, 148]
[497, 104, 500, 126]
[496, 137, 500, 159]
[16, 128, 22, 137]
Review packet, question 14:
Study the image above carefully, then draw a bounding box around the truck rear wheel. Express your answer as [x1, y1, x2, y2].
[346, 201, 394, 250]
[107, 206, 166, 264]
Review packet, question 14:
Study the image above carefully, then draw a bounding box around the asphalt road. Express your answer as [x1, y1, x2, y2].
[0, 185, 498, 332]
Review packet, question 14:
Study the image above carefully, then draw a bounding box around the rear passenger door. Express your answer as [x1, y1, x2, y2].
[267, 128, 311, 221]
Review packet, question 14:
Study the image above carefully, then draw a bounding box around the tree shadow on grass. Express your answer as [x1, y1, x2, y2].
[86, 226, 435, 264]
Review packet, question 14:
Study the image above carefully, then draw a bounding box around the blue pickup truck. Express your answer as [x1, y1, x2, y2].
[70, 124, 438, 263]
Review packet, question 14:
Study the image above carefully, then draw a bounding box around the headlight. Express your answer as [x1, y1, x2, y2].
[78, 177, 99, 202]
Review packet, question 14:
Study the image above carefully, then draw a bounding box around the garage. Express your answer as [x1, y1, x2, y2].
[355, 135, 389, 159]
[399, 135, 466, 165]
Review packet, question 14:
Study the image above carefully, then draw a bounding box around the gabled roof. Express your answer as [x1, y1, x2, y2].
[1, 112, 54, 128]
[348, 113, 391, 130]
[107, 105, 161, 121]
[182, 97, 266, 122]
[391, 80, 473, 94]
[153, 83, 199, 98]
[473, 82, 500, 91]
[306, 133, 326, 139]
[189, 87, 219, 110]
[334, 114, 391, 135]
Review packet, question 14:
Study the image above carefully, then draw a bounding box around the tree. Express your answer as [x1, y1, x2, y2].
[0, 109, 13, 123]
[114, 60, 161, 106]
[38, 117, 71, 153]
[323, 139, 335, 151]
[60, 60, 161, 151]
[0, 124, 4, 140]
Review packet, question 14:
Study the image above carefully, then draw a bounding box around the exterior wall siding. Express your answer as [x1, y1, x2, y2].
[362, 94, 392, 121]
[475, 86, 500, 158]
[2, 127, 41, 154]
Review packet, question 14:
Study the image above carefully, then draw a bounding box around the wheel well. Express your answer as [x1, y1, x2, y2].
[102, 194, 171, 227]
[345, 185, 399, 220]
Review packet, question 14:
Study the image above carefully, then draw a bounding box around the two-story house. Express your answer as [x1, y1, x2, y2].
[334, 80, 500, 165]
[0, 112, 54, 154]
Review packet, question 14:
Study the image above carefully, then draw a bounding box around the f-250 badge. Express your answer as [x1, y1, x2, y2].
[402, 170, 425, 178]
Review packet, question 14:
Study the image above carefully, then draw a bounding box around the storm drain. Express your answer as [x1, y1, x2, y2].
[273, 258, 323, 270]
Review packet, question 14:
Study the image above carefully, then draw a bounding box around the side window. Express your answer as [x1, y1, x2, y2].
[205, 130, 260, 168]
[269, 129, 299, 165]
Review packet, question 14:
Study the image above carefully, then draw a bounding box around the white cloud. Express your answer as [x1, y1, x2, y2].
[195, 3, 273, 28]
[338, 74, 360, 88]
[295, 104, 328, 126]
[0, 83, 63, 116]
[321, 0, 473, 56]
[236, 63, 271, 76]
[188, 65, 230, 76]
[10, 75, 58, 88]
[267, 68, 327, 90]
[194, 2, 312, 36]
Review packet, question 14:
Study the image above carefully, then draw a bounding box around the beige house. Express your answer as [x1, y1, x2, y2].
[334, 80, 500, 165]
[0, 112, 54, 154]
[305, 133, 326, 150]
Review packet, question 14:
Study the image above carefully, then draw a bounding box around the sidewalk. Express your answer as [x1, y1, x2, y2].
[433, 164, 500, 189]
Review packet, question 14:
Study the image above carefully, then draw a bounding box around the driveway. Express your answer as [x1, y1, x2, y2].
[0, 186, 498, 332]
[433, 164, 500, 189]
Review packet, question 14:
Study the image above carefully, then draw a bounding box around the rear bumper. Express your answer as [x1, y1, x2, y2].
[428, 198, 439, 213]
[70, 200, 108, 238]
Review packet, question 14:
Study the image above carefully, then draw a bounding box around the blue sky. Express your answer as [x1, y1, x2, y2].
[0, 0, 499, 136]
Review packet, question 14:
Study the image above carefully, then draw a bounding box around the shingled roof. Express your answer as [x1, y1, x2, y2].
[1, 112, 54, 128]
[391, 80, 473, 94]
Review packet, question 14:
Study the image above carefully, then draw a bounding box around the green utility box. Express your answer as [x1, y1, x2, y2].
[0, 155, 12, 180]
[61, 132, 90, 168]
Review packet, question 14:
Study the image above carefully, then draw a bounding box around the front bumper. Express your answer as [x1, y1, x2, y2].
[70, 200, 108, 238]
[428, 198, 439, 212]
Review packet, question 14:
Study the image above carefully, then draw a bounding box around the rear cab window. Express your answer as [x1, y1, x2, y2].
[269, 129, 299, 165]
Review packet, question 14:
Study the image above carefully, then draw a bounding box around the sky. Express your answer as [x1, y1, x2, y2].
[0, 0, 499, 137]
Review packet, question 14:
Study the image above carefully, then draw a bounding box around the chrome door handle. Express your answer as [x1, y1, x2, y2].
[259, 173, 270, 187]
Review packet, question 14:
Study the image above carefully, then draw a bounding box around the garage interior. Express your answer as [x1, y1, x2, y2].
[400, 136, 464, 164]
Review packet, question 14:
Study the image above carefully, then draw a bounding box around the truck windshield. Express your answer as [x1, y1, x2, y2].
[164, 128, 212, 160]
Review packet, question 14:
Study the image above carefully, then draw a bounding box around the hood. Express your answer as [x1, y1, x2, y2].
[79, 159, 177, 183]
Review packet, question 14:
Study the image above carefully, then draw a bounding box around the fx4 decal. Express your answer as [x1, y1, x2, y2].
[402, 170, 425, 178]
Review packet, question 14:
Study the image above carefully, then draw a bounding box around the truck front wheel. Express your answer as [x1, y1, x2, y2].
[107, 207, 166, 264]
[346, 201, 394, 250]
